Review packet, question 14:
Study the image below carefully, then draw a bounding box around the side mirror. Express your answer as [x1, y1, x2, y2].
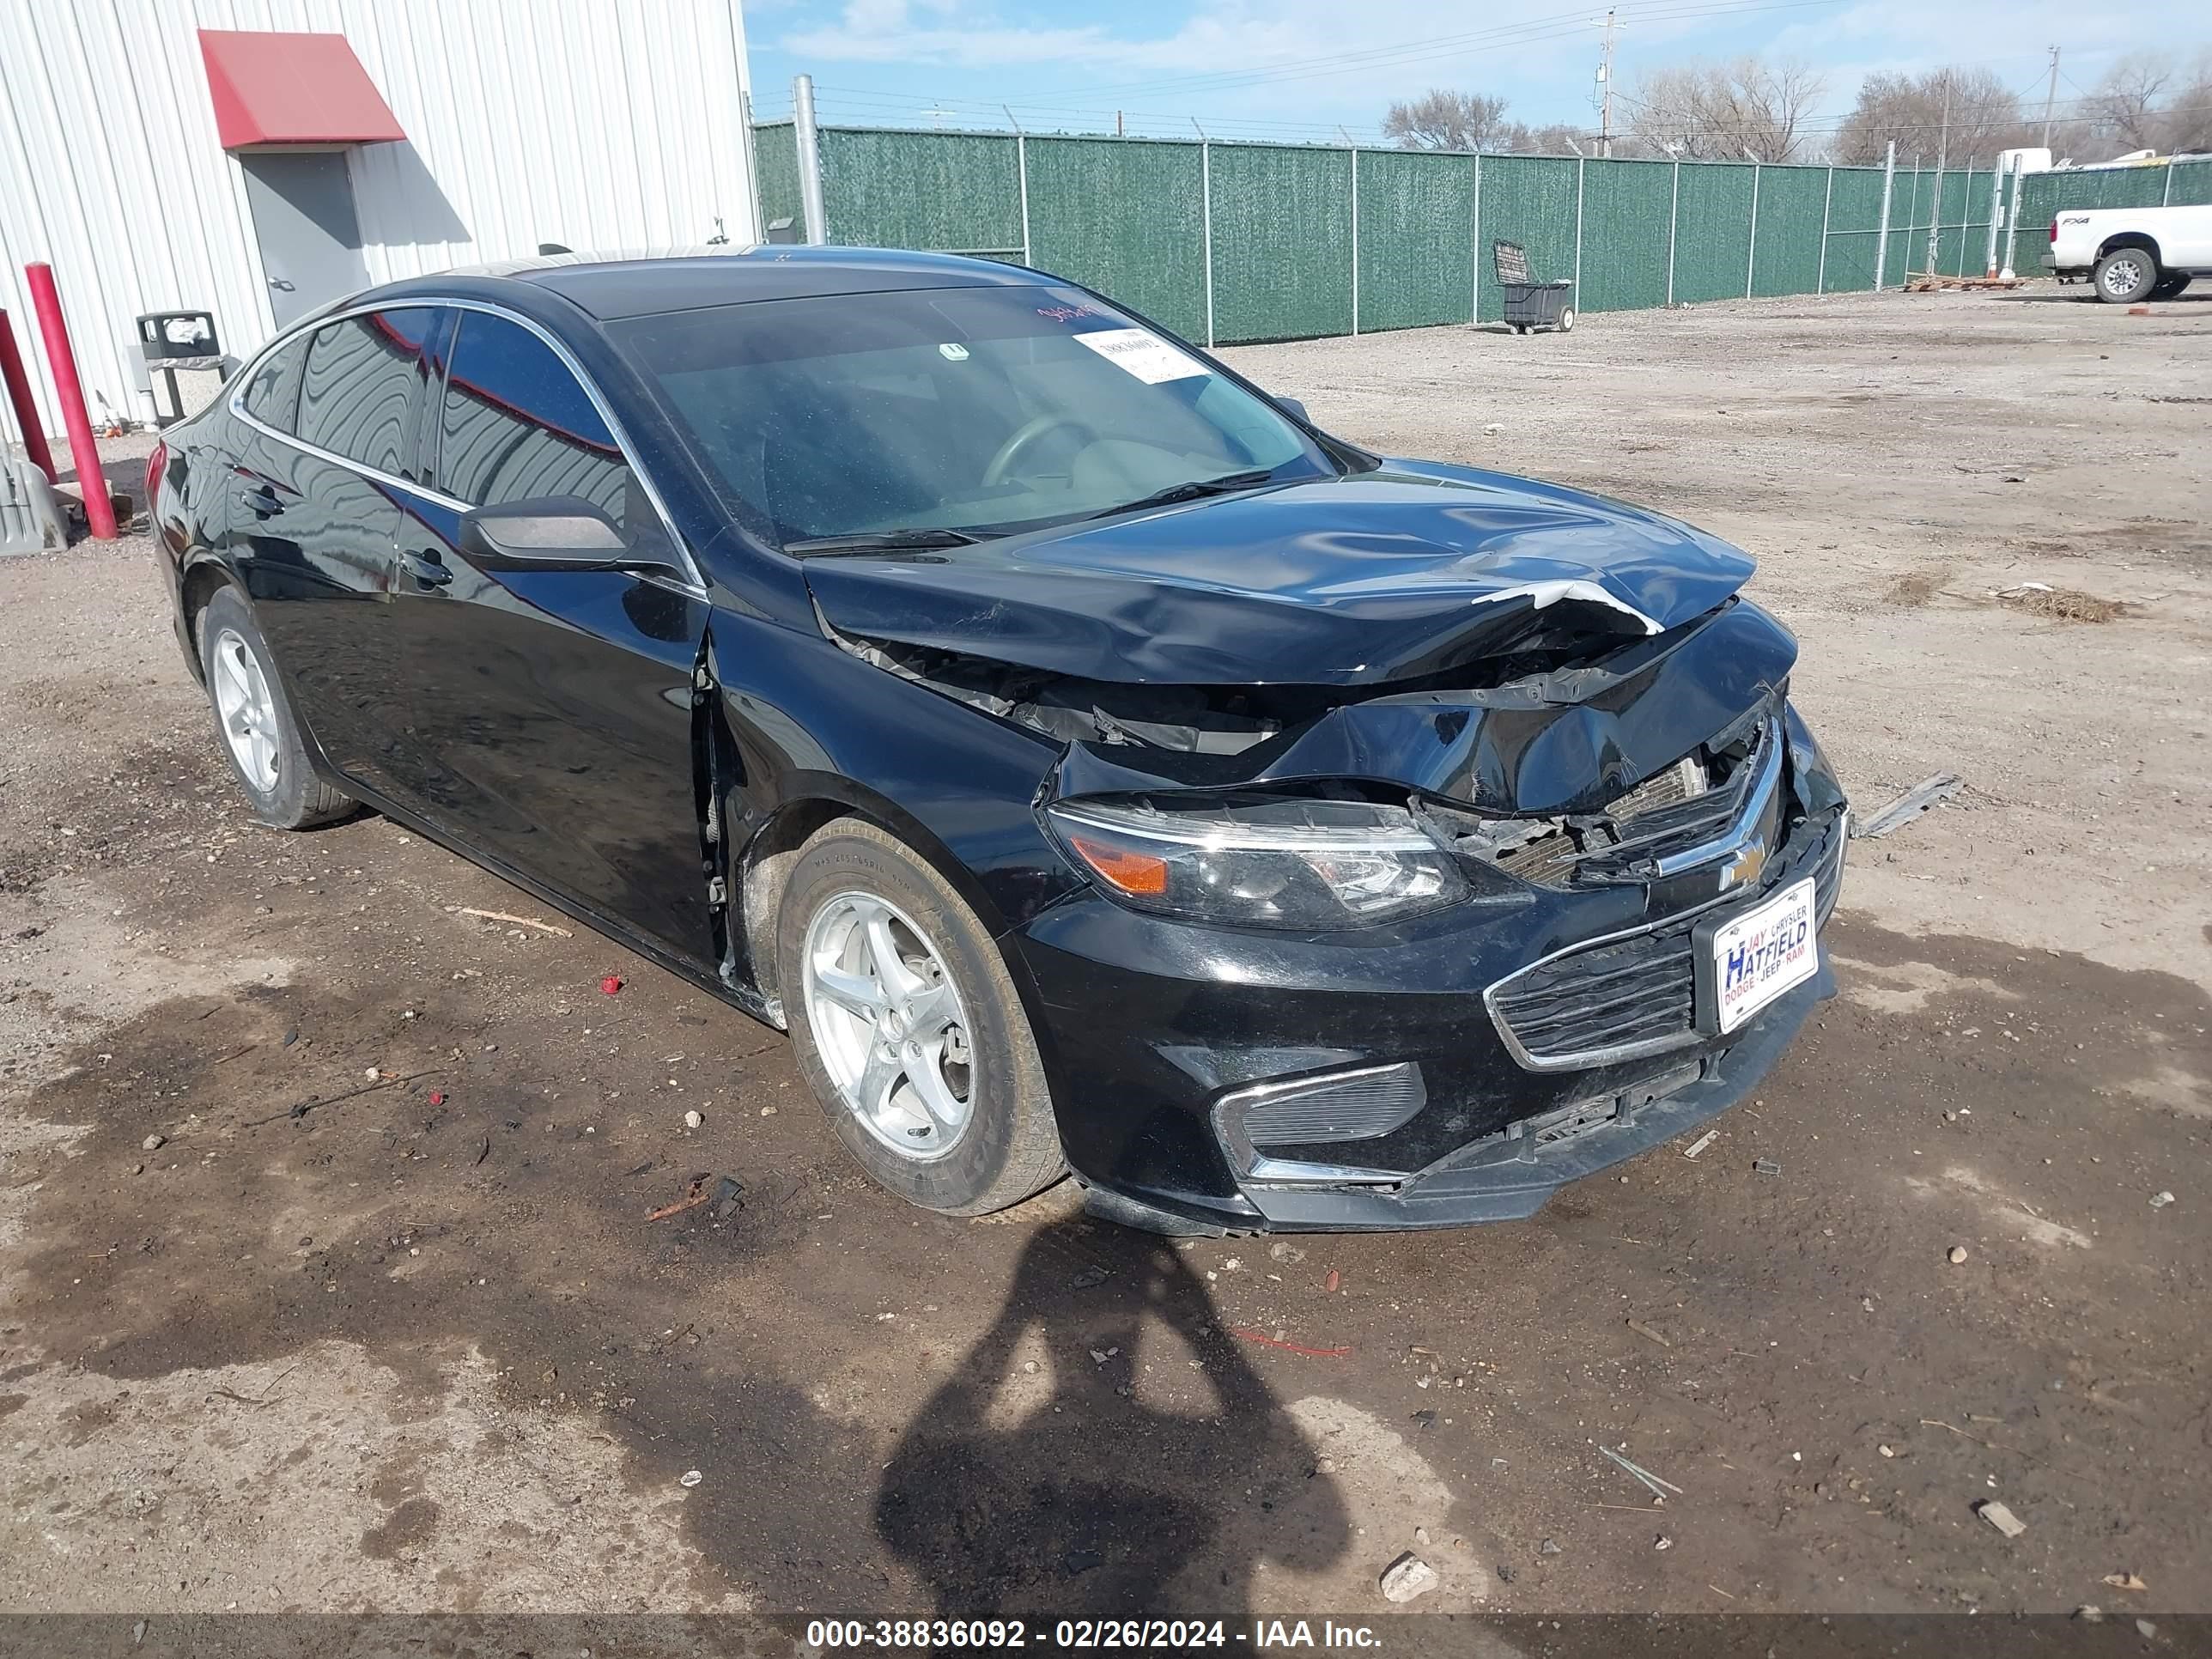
[1274, 396, 1310, 425]
[459, 496, 683, 580]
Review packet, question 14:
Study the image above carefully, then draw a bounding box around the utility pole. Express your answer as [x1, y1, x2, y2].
[1596, 8, 1620, 159]
[2040, 45, 2060, 149]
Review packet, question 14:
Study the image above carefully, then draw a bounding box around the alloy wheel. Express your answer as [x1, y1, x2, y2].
[801, 891, 975, 1161]
[210, 628, 280, 792]
[2100, 254, 2148, 300]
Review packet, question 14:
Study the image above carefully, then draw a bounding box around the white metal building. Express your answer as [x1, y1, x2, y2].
[0, 0, 759, 439]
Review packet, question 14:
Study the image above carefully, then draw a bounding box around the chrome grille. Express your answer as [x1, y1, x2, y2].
[1486, 810, 1844, 1072]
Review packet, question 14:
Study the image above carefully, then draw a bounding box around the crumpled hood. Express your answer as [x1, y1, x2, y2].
[803, 462, 1756, 686]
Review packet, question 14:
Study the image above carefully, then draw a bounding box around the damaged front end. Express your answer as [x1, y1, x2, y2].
[810, 487, 1846, 1232]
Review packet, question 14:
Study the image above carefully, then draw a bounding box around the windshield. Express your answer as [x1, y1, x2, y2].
[610, 284, 1335, 546]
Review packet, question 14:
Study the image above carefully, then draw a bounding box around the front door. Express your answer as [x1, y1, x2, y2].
[393, 307, 714, 966]
[241, 152, 371, 328]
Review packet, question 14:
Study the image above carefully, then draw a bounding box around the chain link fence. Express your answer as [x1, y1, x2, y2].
[750, 120, 2212, 346]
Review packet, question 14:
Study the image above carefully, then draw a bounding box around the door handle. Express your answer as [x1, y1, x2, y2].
[236, 483, 283, 518]
[399, 550, 453, 590]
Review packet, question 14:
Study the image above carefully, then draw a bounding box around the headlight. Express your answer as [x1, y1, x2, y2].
[1045, 794, 1468, 929]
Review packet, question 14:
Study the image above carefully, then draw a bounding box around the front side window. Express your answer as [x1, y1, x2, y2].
[611, 284, 1335, 546]
[295, 307, 441, 475]
[240, 337, 309, 431]
[437, 312, 637, 526]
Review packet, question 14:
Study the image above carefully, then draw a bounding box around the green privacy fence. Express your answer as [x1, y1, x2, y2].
[749, 121, 2208, 346]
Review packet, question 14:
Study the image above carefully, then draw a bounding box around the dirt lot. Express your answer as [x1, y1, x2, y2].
[2, 285, 2207, 1623]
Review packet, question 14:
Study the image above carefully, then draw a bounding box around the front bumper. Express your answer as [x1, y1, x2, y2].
[1011, 743, 1845, 1234]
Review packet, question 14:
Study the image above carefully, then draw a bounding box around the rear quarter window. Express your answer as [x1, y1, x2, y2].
[239, 337, 308, 431]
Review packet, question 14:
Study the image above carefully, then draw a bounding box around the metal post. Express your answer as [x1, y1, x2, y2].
[792, 74, 828, 246]
[1349, 145, 1360, 337]
[1983, 160, 2005, 276]
[0, 307, 57, 481]
[1816, 166, 1834, 294]
[1666, 158, 1680, 306]
[1999, 156, 2022, 279]
[737, 87, 765, 246]
[1470, 154, 1484, 324]
[1572, 155, 1585, 297]
[1746, 161, 1761, 297]
[24, 264, 115, 539]
[1008, 114, 1032, 266]
[2163, 161, 2175, 207]
[1200, 140, 1215, 349]
[1873, 142, 1896, 290]
[1924, 83, 1950, 280]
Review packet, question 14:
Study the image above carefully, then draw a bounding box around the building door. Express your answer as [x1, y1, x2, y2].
[240, 152, 370, 328]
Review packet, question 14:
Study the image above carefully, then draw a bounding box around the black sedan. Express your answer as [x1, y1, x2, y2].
[149, 248, 1846, 1233]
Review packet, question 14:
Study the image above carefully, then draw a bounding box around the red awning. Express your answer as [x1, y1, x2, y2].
[199, 29, 405, 149]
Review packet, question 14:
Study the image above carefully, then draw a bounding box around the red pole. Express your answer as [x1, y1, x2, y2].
[24, 262, 118, 540]
[0, 307, 57, 482]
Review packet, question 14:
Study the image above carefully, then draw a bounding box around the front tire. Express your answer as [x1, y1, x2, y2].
[2094, 246, 2159, 304]
[1556, 306, 1577, 332]
[197, 586, 354, 830]
[780, 818, 1066, 1216]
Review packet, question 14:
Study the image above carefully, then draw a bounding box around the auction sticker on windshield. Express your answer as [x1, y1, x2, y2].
[1702, 877, 1818, 1033]
[1071, 326, 1209, 384]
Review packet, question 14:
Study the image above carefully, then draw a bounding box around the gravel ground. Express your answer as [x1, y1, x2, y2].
[1, 284, 2207, 1624]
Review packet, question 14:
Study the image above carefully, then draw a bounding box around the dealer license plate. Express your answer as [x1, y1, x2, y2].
[1705, 877, 1819, 1034]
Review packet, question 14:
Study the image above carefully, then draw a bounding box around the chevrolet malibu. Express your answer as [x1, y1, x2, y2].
[149, 248, 1846, 1233]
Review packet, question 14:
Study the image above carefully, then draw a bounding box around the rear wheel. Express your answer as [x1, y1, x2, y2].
[780, 818, 1066, 1215]
[197, 586, 354, 830]
[1556, 307, 1577, 332]
[2150, 272, 2192, 301]
[2093, 246, 2159, 304]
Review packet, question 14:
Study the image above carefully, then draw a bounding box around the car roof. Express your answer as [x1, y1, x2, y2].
[365, 246, 1055, 323]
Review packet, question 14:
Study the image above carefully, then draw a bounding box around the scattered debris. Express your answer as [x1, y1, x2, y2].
[1323, 1268, 1342, 1293]
[684, 1109, 703, 1130]
[454, 906, 572, 937]
[246, 1069, 436, 1128]
[2150, 1190, 2175, 1210]
[1948, 1245, 1970, 1265]
[1879, 1443, 1897, 1458]
[1995, 583, 2128, 623]
[645, 1174, 714, 1223]
[2103, 1572, 2148, 1592]
[1539, 1538, 1562, 1556]
[1904, 274, 2024, 292]
[2136, 1620, 2158, 1641]
[1654, 1534, 1673, 1551]
[1378, 1551, 1439, 1603]
[1089, 1347, 1118, 1365]
[474, 1134, 490, 1167]
[600, 975, 625, 995]
[678, 1469, 702, 1488]
[1064, 1547, 1103, 1575]
[141, 1133, 164, 1152]
[1230, 1327, 1350, 1358]
[1601, 1445, 1685, 1499]
[1626, 1318, 1673, 1349]
[1753, 1158, 1782, 1176]
[1975, 1499, 2027, 1538]
[711, 1177, 744, 1221]
[1681, 1128, 1718, 1160]
[1068, 1264, 1111, 1289]
[1852, 773, 1963, 840]
[1268, 1240, 1306, 1265]
[428, 1091, 447, 1107]
[1410, 1409, 1437, 1431]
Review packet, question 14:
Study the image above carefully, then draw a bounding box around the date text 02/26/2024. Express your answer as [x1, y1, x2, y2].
[804, 1619, 1385, 1650]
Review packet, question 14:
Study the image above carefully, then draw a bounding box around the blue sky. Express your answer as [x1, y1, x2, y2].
[744, 0, 2207, 148]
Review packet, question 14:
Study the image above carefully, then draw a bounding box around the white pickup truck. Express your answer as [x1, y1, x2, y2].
[2045, 203, 2212, 302]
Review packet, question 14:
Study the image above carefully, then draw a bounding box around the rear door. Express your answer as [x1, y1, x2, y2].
[224, 305, 449, 805]
[396, 306, 714, 964]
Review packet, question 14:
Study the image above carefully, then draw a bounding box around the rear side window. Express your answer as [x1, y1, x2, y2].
[438, 312, 635, 525]
[295, 307, 441, 475]
[240, 337, 308, 431]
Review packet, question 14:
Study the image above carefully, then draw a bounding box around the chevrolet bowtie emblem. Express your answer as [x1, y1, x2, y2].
[1720, 841, 1767, 891]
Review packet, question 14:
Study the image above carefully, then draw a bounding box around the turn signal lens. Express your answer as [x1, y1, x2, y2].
[1066, 836, 1170, 896]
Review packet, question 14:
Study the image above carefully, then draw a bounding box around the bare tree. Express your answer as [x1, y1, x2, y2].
[1835, 67, 2036, 165]
[2084, 51, 2212, 155]
[1626, 56, 1825, 162]
[1507, 122, 1593, 157]
[1382, 90, 1513, 152]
